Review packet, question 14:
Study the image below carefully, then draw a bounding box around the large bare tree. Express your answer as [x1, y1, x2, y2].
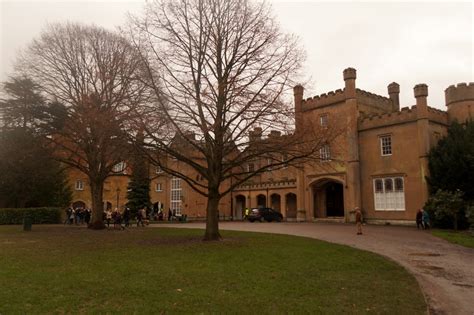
[17, 23, 148, 228]
[129, 0, 338, 240]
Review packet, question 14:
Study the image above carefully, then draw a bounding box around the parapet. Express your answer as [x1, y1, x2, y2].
[358, 105, 448, 130]
[445, 82, 474, 105]
[301, 89, 346, 110]
[356, 89, 393, 112]
[358, 106, 417, 130]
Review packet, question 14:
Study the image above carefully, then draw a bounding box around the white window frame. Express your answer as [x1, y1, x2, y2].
[155, 183, 163, 192]
[373, 176, 405, 211]
[380, 135, 392, 156]
[113, 161, 126, 173]
[156, 166, 163, 174]
[320, 144, 331, 161]
[320, 114, 328, 127]
[75, 180, 84, 191]
[170, 177, 182, 216]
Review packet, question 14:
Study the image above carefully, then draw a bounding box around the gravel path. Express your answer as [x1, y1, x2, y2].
[157, 222, 474, 315]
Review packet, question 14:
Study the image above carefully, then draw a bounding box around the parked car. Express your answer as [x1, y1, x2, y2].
[248, 207, 283, 222]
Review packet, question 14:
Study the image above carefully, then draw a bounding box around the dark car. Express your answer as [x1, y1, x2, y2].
[248, 207, 283, 222]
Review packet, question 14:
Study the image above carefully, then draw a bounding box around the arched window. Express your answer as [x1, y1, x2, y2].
[384, 178, 393, 192]
[395, 177, 404, 192]
[374, 179, 383, 193]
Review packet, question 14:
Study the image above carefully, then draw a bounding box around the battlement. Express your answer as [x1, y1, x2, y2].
[301, 88, 346, 110]
[358, 104, 449, 130]
[356, 88, 393, 111]
[359, 106, 417, 130]
[427, 106, 449, 125]
[445, 82, 474, 105]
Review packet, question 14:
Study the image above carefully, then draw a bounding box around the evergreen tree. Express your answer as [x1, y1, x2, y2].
[427, 120, 474, 202]
[0, 128, 72, 208]
[126, 145, 151, 215]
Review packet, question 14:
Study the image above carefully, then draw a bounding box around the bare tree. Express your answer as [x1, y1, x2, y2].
[17, 23, 148, 228]
[129, 0, 339, 240]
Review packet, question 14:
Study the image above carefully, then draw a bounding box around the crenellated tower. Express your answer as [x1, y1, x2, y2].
[445, 83, 474, 123]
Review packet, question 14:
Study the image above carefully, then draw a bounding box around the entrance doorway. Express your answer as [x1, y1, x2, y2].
[235, 195, 246, 220]
[312, 180, 344, 218]
[257, 194, 266, 208]
[270, 194, 281, 211]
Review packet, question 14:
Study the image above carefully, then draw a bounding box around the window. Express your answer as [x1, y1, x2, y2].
[320, 114, 328, 127]
[170, 177, 182, 216]
[155, 183, 163, 192]
[267, 158, 272, 171]
[320, 144, 331, 161]
[247, 163, 255, 172]
[75, 180, 84, 191]
[373, 176, 405, 211]
[380, 135, 392, 156]
[156, 166, 163, 174]
[113, 161, 126, 173]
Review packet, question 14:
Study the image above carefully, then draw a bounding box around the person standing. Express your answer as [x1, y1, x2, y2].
[422, 208, 430, 230]
[105, 209, 112, 228]
[123, 207, 131, 227]
[244, 208, 250, 221]
[355, 207, 363, 235]
[416, 209, 423, 229]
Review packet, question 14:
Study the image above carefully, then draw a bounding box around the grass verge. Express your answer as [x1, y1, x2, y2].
[432, 229, 474, 248]
[0, 225, 426, 314]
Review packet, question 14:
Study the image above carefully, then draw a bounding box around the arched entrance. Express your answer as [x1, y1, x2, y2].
[257, 194, 266, 208]
[312, 179, 344, 218]
[72, 200, 86, 209]
[270, 194, 281, 211]
[286, 193, 297, 219]
[235, 195, 246, 220]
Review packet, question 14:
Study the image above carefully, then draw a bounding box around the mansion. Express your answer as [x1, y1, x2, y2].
[69, 68, 474, 224]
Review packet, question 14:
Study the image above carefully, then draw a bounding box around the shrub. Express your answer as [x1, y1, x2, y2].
[0, 207, 62, 225]
[424, 189, 469, 230]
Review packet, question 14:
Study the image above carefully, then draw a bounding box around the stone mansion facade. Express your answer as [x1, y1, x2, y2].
[69, 68, 474, 224]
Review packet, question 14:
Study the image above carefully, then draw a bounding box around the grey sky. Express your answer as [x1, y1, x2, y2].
[1, 0, 472, 110]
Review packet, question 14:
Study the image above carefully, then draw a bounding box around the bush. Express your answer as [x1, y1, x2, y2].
[424, 190, 469, 230]
[0, 207, 62, 225]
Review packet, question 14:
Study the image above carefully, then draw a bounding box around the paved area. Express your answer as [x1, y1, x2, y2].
[157, 222, 474, 315]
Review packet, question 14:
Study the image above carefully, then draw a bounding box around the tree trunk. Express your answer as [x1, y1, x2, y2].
[89, 180, 105, 229]
[204, 190, 221, 241]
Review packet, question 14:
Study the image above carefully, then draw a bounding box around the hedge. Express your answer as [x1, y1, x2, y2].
[0, 207, 62, 225]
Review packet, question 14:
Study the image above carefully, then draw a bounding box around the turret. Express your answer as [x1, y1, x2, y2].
[445, 83, 474, 123]
[294, 84, 304, 131]
[387, 82, 400, 111]
[414, 84, 428, 118]
[343, 67, 357, 99]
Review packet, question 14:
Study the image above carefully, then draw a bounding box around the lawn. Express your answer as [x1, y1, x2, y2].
[0, 225, 426, 314]
[432, 229, 474, 248]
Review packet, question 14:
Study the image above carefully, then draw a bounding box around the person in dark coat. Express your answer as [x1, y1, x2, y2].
[123, 207, 131, 227]
[416, 209, 423, 229]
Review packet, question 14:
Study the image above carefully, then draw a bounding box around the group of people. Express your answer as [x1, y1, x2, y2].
[64, 206, 91, 225]
[104, 207, 130, 229]
[416, 208, 430, 229]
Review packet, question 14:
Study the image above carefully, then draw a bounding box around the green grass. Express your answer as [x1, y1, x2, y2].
[432, 229, 474, 248]
[0, 225, 426, 314]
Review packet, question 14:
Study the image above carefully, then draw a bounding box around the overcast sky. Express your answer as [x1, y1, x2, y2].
[0, 0, 472, 110]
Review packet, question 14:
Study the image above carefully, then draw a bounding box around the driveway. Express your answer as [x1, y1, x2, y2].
[157, 222, 474, 315]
